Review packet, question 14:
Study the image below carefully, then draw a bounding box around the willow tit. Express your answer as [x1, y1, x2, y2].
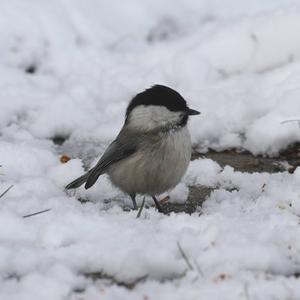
[66, 85, 200, 212]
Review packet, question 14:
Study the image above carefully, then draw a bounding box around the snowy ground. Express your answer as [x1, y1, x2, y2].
[1, 0, 300, 299]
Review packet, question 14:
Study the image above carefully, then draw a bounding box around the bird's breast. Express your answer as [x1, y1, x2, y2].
[108, 127, 192, 196]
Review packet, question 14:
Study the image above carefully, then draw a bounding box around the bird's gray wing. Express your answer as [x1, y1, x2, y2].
[84, 128, 139, 189]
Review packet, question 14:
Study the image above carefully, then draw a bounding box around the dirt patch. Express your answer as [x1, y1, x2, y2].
[193, 143, 300, 173]
[161, 186, 212, 214]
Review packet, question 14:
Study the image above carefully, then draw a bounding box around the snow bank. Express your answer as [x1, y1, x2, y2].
[2, 155, 300, 299]
[0, 0, 300, 154]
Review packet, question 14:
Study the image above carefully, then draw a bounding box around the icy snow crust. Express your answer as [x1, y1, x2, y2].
[1, 0, 300, 299]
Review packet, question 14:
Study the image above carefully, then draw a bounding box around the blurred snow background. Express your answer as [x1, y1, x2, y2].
[1, 0, 300, 299]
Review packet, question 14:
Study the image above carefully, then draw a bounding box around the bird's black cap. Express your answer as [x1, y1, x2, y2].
[126, 85, 189, 117]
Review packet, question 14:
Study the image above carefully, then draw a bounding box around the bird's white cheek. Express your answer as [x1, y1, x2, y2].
[127, 105, 181, 131]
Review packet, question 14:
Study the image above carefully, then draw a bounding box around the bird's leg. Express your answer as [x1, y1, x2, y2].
[130, 195, 138, 210]
[152, 196, 164, 213]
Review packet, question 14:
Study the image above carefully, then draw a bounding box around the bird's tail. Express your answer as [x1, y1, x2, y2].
[65, 173, 89, 189]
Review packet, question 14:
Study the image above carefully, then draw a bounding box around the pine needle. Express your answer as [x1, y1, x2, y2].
[0, 185, 14, 199]
[177, 241, 194, 270]
[23, 208, 52, 218]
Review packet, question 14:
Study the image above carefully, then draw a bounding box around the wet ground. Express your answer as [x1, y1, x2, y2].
[53, 136, 300, 214]
[172, 144, 300, 215]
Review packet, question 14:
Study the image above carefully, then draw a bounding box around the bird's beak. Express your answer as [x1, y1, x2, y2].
[187, 108, 200, 116]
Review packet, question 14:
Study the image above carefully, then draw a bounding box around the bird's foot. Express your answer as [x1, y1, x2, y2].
[152, 196, 168, 214]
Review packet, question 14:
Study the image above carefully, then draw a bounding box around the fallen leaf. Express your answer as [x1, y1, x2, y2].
[60, 154, 71, 164]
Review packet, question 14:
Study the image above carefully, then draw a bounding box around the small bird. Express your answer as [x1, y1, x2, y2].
[66, 85, 200, 212]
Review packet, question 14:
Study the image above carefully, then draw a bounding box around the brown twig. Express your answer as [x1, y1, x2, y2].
[136, 197, 146, 218]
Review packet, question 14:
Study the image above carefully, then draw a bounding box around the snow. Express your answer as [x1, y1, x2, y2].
[1, 0, 300, 299]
